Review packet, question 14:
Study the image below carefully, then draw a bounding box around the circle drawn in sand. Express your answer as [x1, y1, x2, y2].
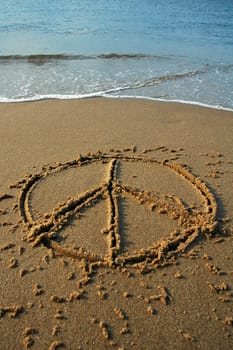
[18, 151, 217, 268]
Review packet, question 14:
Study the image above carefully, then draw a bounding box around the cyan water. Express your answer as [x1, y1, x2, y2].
[0, 0, 232, 109]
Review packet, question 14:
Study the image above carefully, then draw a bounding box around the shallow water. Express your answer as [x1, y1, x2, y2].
[0, 0, 232, 109]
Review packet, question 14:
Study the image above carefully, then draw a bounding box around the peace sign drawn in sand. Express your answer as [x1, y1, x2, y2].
[18, 149, 218, 269]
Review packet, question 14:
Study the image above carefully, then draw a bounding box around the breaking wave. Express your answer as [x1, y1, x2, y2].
[0, 53, 168, 65]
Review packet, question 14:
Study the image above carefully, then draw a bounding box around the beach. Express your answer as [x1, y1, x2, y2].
[0, 97, 233, 349]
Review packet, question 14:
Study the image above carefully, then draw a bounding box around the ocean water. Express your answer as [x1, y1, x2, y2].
[0, 0, 232, 109]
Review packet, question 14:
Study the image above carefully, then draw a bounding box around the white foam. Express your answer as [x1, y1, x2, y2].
[0, 92, 104, 103]
[103, 95, 233, 112]
[0, 93, 232, 112]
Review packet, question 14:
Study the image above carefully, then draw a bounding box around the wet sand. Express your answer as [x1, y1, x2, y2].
[0, 98, 233, 349]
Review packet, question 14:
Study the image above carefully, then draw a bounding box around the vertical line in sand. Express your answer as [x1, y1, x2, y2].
[105, 159, 120, 264]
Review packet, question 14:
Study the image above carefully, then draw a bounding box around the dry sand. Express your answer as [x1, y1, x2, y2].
[0, 98, 233, 350]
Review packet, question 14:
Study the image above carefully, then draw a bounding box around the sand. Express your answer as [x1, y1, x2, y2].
[0, 97, 233, 350]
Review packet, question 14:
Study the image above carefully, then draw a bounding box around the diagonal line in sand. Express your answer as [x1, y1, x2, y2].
[26, 185, 105, 242]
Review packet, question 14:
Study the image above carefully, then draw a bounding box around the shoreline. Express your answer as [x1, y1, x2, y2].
[0, 94, 232, 112]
